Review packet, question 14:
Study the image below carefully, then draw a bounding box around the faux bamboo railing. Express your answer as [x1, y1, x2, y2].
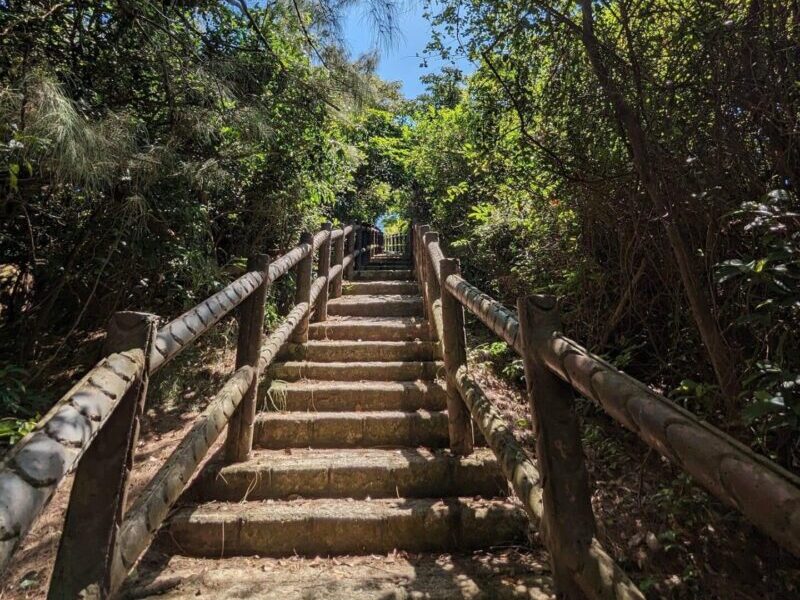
[412, 223, 800, 599]
[0, 221, 382, 598]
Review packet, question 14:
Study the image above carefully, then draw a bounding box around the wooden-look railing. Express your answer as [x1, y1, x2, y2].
[0, 221, 383, 598]
[412, 223, 800, 600]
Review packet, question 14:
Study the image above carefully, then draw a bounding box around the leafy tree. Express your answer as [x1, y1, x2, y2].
[0, 1, 400, 413]
[403, 0, 800, 464]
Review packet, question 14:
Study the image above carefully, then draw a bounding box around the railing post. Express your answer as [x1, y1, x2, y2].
[358, 225, 365, 268]
[517, 295, 596, 599]
[314, 222, 332, 322]
[417, 225, 431, 322]
[345, 222, 356, 279]
[356, 223, 367, 269]
[422, 230, 439, 340]
[332, 226, 345, 297]
[410, 227, 416, 272]
[439, 258, 474, 456]
[49, 311, 157, 599]
[225, 254, 270, 463]
[290, 231, 314, 343]
[413, 225, 422, 283]
[366, 227, 372, 262]
[423, 233, 440, 310]
[411, 226, 416, 268]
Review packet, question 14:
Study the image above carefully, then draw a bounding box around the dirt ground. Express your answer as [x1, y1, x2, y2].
[0, 330, 238, 600]
[122, 549, 554, 599]
[1, 419, 208, 599]
[466, 358, 800, 599]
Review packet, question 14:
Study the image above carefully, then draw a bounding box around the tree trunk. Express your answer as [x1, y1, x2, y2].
[578, 0, 740, 409]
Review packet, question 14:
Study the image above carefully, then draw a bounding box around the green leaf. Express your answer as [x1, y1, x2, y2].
[743, 393, 786, 422]
[8, 163, 19, 190]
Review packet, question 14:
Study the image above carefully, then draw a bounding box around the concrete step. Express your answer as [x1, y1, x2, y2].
[270, 360, 443, 382]
[282, 341, 438, 362]
[367, 257, 411, 261]
[192, 448, 507, 501]
[364, 263, 412, 270]
[164, 497, 528, 557]
[253, 410, 449, 449]
[265, 380, 447, 412]
[122, 552, 554, 599]
[371, 253, 410, 260]
[363, 266, 412, 273]
[352, 269, 412, 281]
[327, 294, 422, 317]
[342, 280, 418, 295]
[308, 317, 431, 341]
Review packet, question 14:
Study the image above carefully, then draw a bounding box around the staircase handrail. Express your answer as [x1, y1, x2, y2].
[412, 222, 800, 599]
[0, 221, 382, 597]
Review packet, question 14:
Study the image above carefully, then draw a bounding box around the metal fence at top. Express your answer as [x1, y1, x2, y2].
[383, 231, 410, 256]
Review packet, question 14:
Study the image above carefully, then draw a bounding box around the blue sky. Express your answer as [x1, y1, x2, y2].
[342, 1, 473, 98]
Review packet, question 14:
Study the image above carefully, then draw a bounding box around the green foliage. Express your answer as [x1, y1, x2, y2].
[2, 0, 799, 472]
[715, 190, 800, 459]
[396, 0, 800, 466]
[0, 364, 29, 416]
[382, 213, 409, 234]
[333, 103, 408, 224]
[0, 0, 401, 422]
[0, 364, 43, 445]
[471, 341, 524, 384]
[0, 416, 37, 445]
[742, 363, 799, 425]
[672, 379, 719, 415]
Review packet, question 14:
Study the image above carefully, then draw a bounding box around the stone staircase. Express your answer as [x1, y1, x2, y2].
[123, 253, 553, 599]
